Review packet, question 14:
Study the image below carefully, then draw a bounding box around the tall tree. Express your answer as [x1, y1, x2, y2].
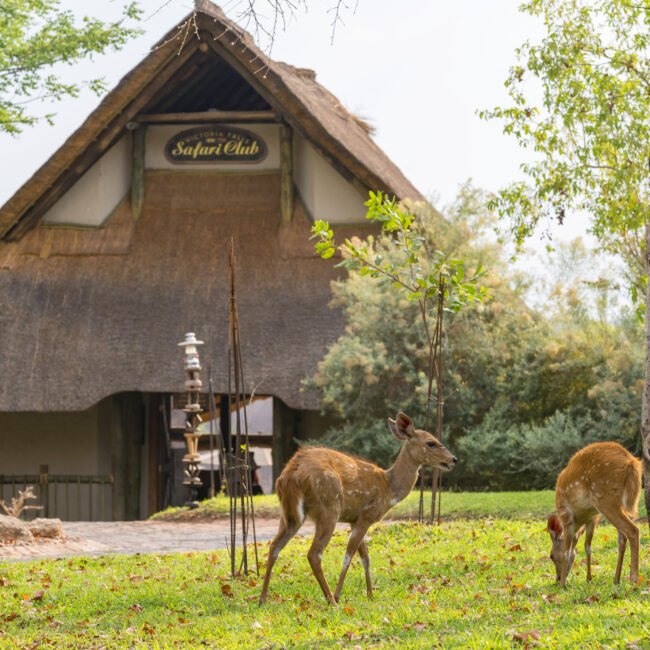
[481, 0, 650, 521]
[0, 0, 141, 135]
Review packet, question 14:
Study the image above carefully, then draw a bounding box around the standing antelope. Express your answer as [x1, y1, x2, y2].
[258, 412, 457, 605]
[547, 441, 642, 587]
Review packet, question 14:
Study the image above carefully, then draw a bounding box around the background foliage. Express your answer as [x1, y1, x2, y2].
[0, 0, 141, 134]
[304, 183, 644, 490]
[479, 0, 650, 317]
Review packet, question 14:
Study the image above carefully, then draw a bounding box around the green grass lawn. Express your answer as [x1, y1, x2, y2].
[3, 517, 650, 648]
[150, 489, 649, 522]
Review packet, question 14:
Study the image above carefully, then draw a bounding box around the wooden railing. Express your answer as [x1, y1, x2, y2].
[0, 466, 114, 521]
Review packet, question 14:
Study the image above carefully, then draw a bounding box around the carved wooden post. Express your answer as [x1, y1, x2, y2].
[130, 126, 146, 221]
[280, 124, 293, 223]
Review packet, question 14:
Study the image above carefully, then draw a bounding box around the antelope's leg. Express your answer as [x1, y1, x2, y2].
[614, 531, 627, 585]
[333, 520, 371, 602]
[357, 538, 373, 600]
[259, 516, 302, 605]
[307, 512, 339, 605]
[584, 517, 598, 582]
[600, 505, 639, 584]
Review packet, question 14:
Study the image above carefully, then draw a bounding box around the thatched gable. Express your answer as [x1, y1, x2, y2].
[0, 0, 422, 241]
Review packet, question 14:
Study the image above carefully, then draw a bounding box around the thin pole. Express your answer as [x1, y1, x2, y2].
[207, 374, 216, 499]
[227, 241, 236, 577]
[229, 238, 249, 575]
[236, 334, 260, 576]
[430, 276, 445, 524]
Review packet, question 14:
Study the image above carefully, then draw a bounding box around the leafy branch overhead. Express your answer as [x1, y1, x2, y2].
[479, 0, 650, 311]
[0, 0, 142, 135]
[311, 192, 490, 317]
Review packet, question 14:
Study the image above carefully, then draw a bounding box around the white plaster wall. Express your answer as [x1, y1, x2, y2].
[293, 133, 367, 224]
[146, 123, 280, 171]
[42, 136, 131, 227]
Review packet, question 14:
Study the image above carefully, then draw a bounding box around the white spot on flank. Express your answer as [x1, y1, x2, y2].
[390, 497, 399, 506]
[297, 497, 305, 523]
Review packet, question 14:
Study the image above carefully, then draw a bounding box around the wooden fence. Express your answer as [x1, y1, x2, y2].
[0, 465, 113, 521]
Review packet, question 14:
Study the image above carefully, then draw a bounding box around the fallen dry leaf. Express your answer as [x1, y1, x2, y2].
[512, 629, 541, 644]
[403, 622, 427, 632]
[30, 590, 45, 602]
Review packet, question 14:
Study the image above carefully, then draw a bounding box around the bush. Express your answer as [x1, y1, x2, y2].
[455, 406, 639, 491]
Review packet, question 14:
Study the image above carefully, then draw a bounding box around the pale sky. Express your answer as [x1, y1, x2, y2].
[2, 0, 589, 243]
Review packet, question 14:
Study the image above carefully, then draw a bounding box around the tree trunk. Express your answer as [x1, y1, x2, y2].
[642, 222, 650, 536]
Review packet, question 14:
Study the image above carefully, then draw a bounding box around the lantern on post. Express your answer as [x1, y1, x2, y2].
[178, 332, 204, 508]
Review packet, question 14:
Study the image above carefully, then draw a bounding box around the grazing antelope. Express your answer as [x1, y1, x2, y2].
[258, 412, 457, 605]
[547, 441, 642, 587]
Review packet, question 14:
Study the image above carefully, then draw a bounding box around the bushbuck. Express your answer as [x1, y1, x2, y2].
[258, 412, 457, 605]
[547, 441, 642, 587]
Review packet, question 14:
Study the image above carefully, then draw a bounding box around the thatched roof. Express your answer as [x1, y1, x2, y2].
[0, 0, 423, 241]
[0, 1, 421, 413]
[0, 172, 378, 411]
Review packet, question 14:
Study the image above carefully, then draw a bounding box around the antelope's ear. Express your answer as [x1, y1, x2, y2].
[388, 418, 406, 440]
[547, 514, 562, 540]
[387, 418, 407, 440]
[395, 412, 415, 439]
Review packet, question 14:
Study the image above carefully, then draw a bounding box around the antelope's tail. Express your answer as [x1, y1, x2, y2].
[275, 472, 305, 528]
[623, 457, 643, 518]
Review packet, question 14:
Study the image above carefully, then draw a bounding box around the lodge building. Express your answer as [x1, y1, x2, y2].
[0, 1, 422, 520]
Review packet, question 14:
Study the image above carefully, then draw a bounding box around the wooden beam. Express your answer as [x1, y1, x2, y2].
[134, 110, 278, 124]
[280, 124, 293, 222]
[131, 127, 146, 221]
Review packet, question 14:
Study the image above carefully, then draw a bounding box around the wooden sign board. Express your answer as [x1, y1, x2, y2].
[165, 126, 267, 164]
